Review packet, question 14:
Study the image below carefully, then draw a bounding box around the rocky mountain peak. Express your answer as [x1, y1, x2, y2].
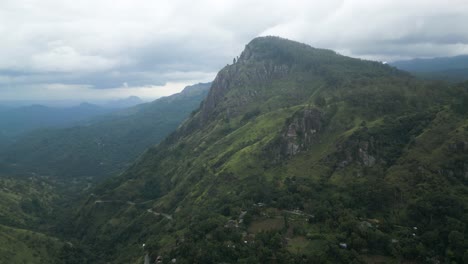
[199, 37, 319, 124]
[238, 36, 316, 63]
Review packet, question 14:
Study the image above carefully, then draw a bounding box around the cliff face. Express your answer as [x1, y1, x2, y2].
[199, 67, 234, 123]
[335, 139, 377, 168]
[198, 36, 397, 127]
[274, 108, 323, 157]
[199, 40, 292, 124]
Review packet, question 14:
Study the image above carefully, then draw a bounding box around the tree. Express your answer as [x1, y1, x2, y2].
[448, 230, 464, 250]
[315, 95, 326, 107]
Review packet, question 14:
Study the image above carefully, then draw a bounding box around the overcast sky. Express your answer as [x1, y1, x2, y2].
[1, 0, 468, 102]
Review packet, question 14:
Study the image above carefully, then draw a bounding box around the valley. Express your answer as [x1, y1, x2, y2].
[0, 83, 211, 263]
[0, 37, 467, 263]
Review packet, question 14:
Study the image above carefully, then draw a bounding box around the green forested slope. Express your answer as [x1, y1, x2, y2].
[0, 175, 71, 264]
[0, 224, 64, 264]
[0, 83, 210, 263]
[0, 83, 210, 180]
[65, 37, 468, 263]
[0, 176, 59, 229]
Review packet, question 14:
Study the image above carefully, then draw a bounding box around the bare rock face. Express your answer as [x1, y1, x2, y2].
[276, 108, 322, 157]
[200, 68, 233, 123]
[199, 40, 292, 125]
[335, 138, 377, 168]
[465, 163, 468, 180]
[449, 140, 468, 153]
[441, 140, 468, 181]
[357, 141, 376, 167]
[199, 62, 290, 124]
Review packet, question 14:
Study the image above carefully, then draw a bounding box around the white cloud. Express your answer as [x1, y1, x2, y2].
[31, 45, 119, 72]
[259, 0, 468, 59]
[1, 0, 468, 100]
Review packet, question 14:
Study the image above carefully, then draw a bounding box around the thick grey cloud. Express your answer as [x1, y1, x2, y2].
[1, 0, 467, 101]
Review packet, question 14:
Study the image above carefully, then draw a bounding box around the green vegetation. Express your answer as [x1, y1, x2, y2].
[0, 176, 58, 228]
[1, 37, 467, 263]
[67, 37, 468, 263]
[0, 83, 210, 262]
[0, 83, 210, 181]
[0, 224, 63, 264]
[0, 175, 83, 264]
[0, 103, 113, 141]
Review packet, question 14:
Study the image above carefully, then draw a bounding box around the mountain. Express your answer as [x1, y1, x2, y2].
[0, 103, 113, 143]
[104, 96, 144, 109]
[391, 55, 468, 82]
[69, 37, 468, 263]
[0, 83, 210, 181]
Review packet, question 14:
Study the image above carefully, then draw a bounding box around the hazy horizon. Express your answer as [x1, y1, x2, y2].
[0, 97, 145, 108]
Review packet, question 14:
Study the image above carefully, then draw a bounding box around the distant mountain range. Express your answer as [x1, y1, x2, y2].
[0, 103, 113, 143]
[0, 96, 159, 147]
[103, 96, 144, 109]
[0, 96, 145, 108]
[391, 55, 468, 82]
[0, 83, 211, 181]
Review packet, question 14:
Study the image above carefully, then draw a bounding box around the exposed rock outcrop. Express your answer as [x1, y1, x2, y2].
[282, 109, 322, 156]
[199, 39, 292, 125]
[448, 140, 468, 153]
[335, 139, 377, 168]
[265, 108, 322, 161]
[357, 141, 377, 167]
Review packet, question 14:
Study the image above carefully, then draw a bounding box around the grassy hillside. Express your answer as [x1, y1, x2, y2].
[0, 83, 210, 263]
[0, 176, 59, 229]
[0, 174, 80, 264]
[70, 37, 468, 263]
[0, 83, 210, 181]
[0, 224, 63, 264]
